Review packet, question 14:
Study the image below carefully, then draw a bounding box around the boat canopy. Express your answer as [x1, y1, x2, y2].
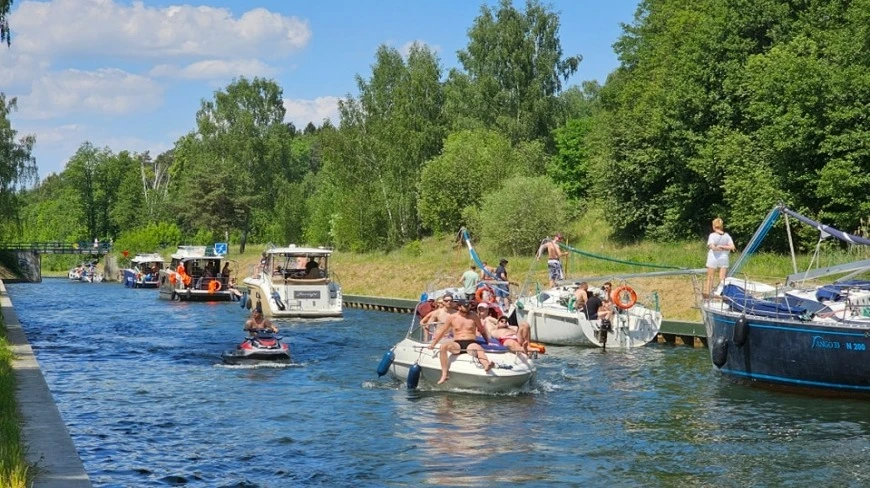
[170, 245, 225, 260]
[265, 244, 333, 257]
[131, 253, 164, 264]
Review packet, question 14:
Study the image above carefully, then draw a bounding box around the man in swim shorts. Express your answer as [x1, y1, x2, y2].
[538, 233, 568, 288]
[428, 298, 492, 384]
[488, 317, 532, 355]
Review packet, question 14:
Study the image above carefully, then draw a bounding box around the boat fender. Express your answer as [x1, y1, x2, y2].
[240, 291, 248, 309]
[611, 285, 638, 310]
[711, 335, 728, 368]
[407, 363, 422, 389]
[733, 316, 749, 346]
[245, 297, 252, 310]
[376, 350, 395, 377]
[566, 296, 576, 312]
[272, 290, 286, 311]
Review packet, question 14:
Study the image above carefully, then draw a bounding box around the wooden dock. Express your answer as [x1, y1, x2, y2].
[342, 294, 707, 347]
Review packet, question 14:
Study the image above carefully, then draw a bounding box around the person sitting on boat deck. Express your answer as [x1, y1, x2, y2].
[227, 278, 244, 300]
[428, 298, 492, 384]
[537, 233, 568, 288]
[460, 265, 480, 301]
[416, 296, 436, 320]
[221, 262, 231, 282]
[421, 294, 457, 340]
[488, 316, 532, 355]
[476, 302, 499, 330]
[244, 307, 278, 335]
[304, 258, 322, 278]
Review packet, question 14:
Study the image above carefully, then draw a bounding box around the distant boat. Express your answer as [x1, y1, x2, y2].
[700, 204, 870, 396]
[122, 253, 165, 288]
[158, 245, 236, 302]
[242, 245, 342, 318]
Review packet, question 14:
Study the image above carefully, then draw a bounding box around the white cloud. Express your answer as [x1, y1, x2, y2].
[0, 52, 50, 93]
[283, 96, 340, 129]
[399, 40, 441, 58]
[10, 0, 311, 60]
[150, 59, 275, 80]
[16, 68, 164, 120]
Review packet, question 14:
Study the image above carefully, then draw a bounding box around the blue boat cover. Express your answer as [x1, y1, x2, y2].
[721, 284, 807, 320]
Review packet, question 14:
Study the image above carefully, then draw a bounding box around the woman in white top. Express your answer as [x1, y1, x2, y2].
[706, 217, 735, 296]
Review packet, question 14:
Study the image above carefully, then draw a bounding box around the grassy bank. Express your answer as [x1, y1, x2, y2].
[0, 311, 30, 488]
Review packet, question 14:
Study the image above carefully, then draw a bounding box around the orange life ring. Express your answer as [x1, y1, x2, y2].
[208, 280, 222, 293]
[475, 285, 497, 304]
[611, 285, 638, 310]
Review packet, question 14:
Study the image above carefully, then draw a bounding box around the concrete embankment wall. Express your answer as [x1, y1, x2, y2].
[0, 280, 91, 487]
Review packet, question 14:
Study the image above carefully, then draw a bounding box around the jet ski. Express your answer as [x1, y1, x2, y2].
[221, 330, 291, 364]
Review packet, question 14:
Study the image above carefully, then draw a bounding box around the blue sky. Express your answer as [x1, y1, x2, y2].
[1, 0, 640, 178]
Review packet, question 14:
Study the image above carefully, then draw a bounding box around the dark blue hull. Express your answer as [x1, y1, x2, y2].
[122, 269, 159, 288]
[703, 310, 870, 395]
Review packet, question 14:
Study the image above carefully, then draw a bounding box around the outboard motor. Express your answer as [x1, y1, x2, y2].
[598, 319, 612, 349]
[407, 363, 422, 389]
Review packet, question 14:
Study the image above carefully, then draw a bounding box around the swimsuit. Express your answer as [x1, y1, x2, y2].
[455, 339, 476, 354]
[497, 334, 518, 345]
[548, 259, 564, 281]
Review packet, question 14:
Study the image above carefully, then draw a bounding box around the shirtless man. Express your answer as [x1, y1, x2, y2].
[244, 307, 278, 335]
[420, 293, 457, 340]
[476, 302, 499, 330]
[428, 298, 492, 384]
[538, 233, 568, 288]
[488, 317, 532, 354]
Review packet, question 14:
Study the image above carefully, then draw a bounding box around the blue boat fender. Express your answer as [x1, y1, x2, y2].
[376, 350, 395, 377]
[711, 335, 728, 368]
[407, 363, 422, 389]
[733, 316, 749, 347]
[272, 290, 286, 311]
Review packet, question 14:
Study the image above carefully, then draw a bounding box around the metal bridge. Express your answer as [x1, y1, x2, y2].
[0, 241, 112, 255]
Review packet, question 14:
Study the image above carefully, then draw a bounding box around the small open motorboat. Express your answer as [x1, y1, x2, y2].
[221, 331, 291, 365]
[377, 307, 536, 393]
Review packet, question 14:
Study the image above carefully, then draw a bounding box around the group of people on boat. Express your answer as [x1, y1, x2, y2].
[418, 291, 532, 385]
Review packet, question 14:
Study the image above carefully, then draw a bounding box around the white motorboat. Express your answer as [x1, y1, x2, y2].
[378, 312, 536, 393]
[515, 282, 662, 348]
[122, 253, 165, 288]
[242, 245, 342, 318]
[158, 245, 236, 302]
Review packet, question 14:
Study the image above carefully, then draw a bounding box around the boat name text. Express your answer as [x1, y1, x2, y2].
[811, 336, 840, 349]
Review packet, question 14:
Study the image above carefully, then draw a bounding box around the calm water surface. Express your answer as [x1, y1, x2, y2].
[8, 279, 870, 487]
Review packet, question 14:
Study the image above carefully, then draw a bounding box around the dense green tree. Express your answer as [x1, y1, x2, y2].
[477, 175, 568, 255]
[592, 0, 869, 243]
[0, 94, 36, 239]
[445, 0, 581, 144]
[417, 129, 546, 233]
[64, 142, 110, 241]
[317, 43, 445, 250]
[171, 77, 297, 252]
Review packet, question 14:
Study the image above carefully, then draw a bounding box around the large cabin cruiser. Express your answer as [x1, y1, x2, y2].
[158, 245, 235, 302]
[243, 245, 342, 318]
[122, 253, 165, 288]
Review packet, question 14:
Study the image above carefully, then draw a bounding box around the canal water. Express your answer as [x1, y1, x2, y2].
[8, 279, 870, 487]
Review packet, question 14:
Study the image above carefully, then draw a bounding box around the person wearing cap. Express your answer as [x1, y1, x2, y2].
[428, 298, 493, 384]
[494, 258, 510, 308]
[244, 307, 278, 335]
[537, 233, 568, 288]
[476, 302, 498, 330]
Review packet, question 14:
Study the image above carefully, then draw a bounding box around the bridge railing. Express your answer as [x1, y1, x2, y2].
[0, 242, 113, 254]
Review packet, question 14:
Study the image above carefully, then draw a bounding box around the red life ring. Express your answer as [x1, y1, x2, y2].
[208, 280, 222, 293]
[475, 285, 497, 303]
[611, 285, 638, 310]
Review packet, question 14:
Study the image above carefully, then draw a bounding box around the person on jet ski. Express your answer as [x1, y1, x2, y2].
[244, 307, 278, 335]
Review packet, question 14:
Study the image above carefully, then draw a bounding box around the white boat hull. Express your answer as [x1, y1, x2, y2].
[243, 277, 342, 318]
[515, 297, 661, 348]
[388, 338, 535, 393]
